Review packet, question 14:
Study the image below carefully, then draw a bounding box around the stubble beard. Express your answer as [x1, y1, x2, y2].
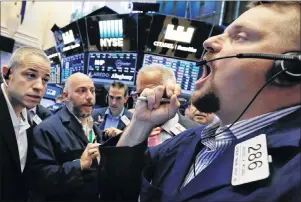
[192, 80, 220, 114]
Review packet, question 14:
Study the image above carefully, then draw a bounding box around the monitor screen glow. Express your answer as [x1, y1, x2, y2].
[49, 63, 61, 84]
[87, 52, 137, 86]
[142, 54, 201, 95]
[61, 53, 85, 83]
[43, 85, 62, 100]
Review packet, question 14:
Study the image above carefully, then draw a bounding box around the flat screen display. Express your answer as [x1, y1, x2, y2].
[87, 52, 137, 86]
[44, 46, 61, 65]
[142, 54, 201, 95]
[145, 14, 223, 61]
[49, 63, 61, 84]
[61, 53, 85, 83]
[43, 84, 62, 100]
[53, 20, 84, 57]
[85, 14, 138, 52]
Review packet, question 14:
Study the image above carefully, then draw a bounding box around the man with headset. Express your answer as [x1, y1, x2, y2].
[97, 1, 301, 201]
[92, 81, 132, 141]
[0, 47, 51, 201]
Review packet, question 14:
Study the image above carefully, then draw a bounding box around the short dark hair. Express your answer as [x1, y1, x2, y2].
[247, 1, 301, 8]
[110, 81, 128, 97]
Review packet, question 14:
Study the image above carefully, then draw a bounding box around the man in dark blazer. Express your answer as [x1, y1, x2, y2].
[29, 73, 102, 201]
[92, 81, 132, 141]
[0, 47, 51, 201]
[96, 1, 301, 201]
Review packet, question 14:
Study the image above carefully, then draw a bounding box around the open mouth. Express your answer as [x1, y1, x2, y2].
[195, 64, 212, 87]
[199, 64, 212, 80]
[204, 65, 212, 78]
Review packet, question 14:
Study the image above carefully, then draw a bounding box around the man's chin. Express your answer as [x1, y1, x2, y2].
[78, 112, 92, 119]
[24, 102, 37, 110]
[192, 92, 220, 114]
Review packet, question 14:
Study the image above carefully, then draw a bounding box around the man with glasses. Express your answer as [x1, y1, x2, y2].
[92, 81, 132, 140]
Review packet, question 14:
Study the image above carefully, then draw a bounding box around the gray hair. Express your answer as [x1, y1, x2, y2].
[8, 46, 50, 70]
[138, 64, 176, 85]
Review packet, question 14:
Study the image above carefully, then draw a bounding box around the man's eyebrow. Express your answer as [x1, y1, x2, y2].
[225, 22, 255, 33]
[26, 68, 50, 77]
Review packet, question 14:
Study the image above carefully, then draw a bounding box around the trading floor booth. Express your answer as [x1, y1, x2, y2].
[40, 84, 63, 108]
[50, 11, 224, 108]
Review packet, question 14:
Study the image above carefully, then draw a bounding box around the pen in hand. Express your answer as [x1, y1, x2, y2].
[137, 96, 186, 103]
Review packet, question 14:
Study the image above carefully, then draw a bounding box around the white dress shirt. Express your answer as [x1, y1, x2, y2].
[1, 83, 30, 172]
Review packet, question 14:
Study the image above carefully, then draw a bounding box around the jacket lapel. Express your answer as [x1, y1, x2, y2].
[0, 90, 21, 169]
[161, 127, 205, 196]
[93, 124, 102, 143]
[175, 142, 236, 202]
[117, 119, 126, 130]
[60, 107, 88, 145]
[117, 109, 128, 130]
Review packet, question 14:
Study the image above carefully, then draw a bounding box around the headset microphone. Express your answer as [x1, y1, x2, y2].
[196, 52, 301, 83]
[196, 53, 301, 66]
[194, 51, 301, 139]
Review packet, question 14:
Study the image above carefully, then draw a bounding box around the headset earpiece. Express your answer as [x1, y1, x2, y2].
[268, 51, 301, 86]
[4, 68, 11, 80]
[1, 67, 11, 87]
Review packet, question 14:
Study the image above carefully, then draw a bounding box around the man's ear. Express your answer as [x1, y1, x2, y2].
[62, 91, 69, 101]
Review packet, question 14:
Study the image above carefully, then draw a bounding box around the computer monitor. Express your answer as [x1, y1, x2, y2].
[49, 63, 61, 84]
[144, 14, 223, 61]
[53, 20, 85, 58]
[61, 53, 85, 83]
[142, 54, 201, 96]
[43, 84, 63, 100]
[85, 14, 138, 52]
[87, 52, 137, 86]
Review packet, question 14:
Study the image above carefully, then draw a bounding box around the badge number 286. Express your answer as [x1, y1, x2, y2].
[232, 134, 270, 186]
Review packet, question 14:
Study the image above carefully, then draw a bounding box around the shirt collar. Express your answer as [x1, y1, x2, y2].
[1, 83, 29, 127]
[29, 106, 37, 114]
[214, 105, 301, 141]
[105, 107, 125, 118]
[199, 105, 301, 151]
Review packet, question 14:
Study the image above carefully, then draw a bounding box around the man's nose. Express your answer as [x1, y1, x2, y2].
[32, 79, 44, 91]
[203, 34, 224, 54]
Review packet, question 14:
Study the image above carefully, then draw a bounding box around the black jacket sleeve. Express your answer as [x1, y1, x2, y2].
[98, 139, 148, 201]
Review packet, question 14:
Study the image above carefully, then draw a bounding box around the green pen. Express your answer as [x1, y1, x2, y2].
[89, 130, 93, 143]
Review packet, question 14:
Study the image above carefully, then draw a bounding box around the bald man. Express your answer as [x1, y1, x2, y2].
[136, 64, 200, 146]
[29, 73, 102, 201]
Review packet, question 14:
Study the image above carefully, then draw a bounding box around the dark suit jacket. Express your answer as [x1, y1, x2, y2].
[177, 112, 199, 129]
[92, 107, 133, 131]
[29, 106, 103, 201]
[98, 108, 301, 202]
[35, 104, 52, 120]
[0, 88, 35, 201]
